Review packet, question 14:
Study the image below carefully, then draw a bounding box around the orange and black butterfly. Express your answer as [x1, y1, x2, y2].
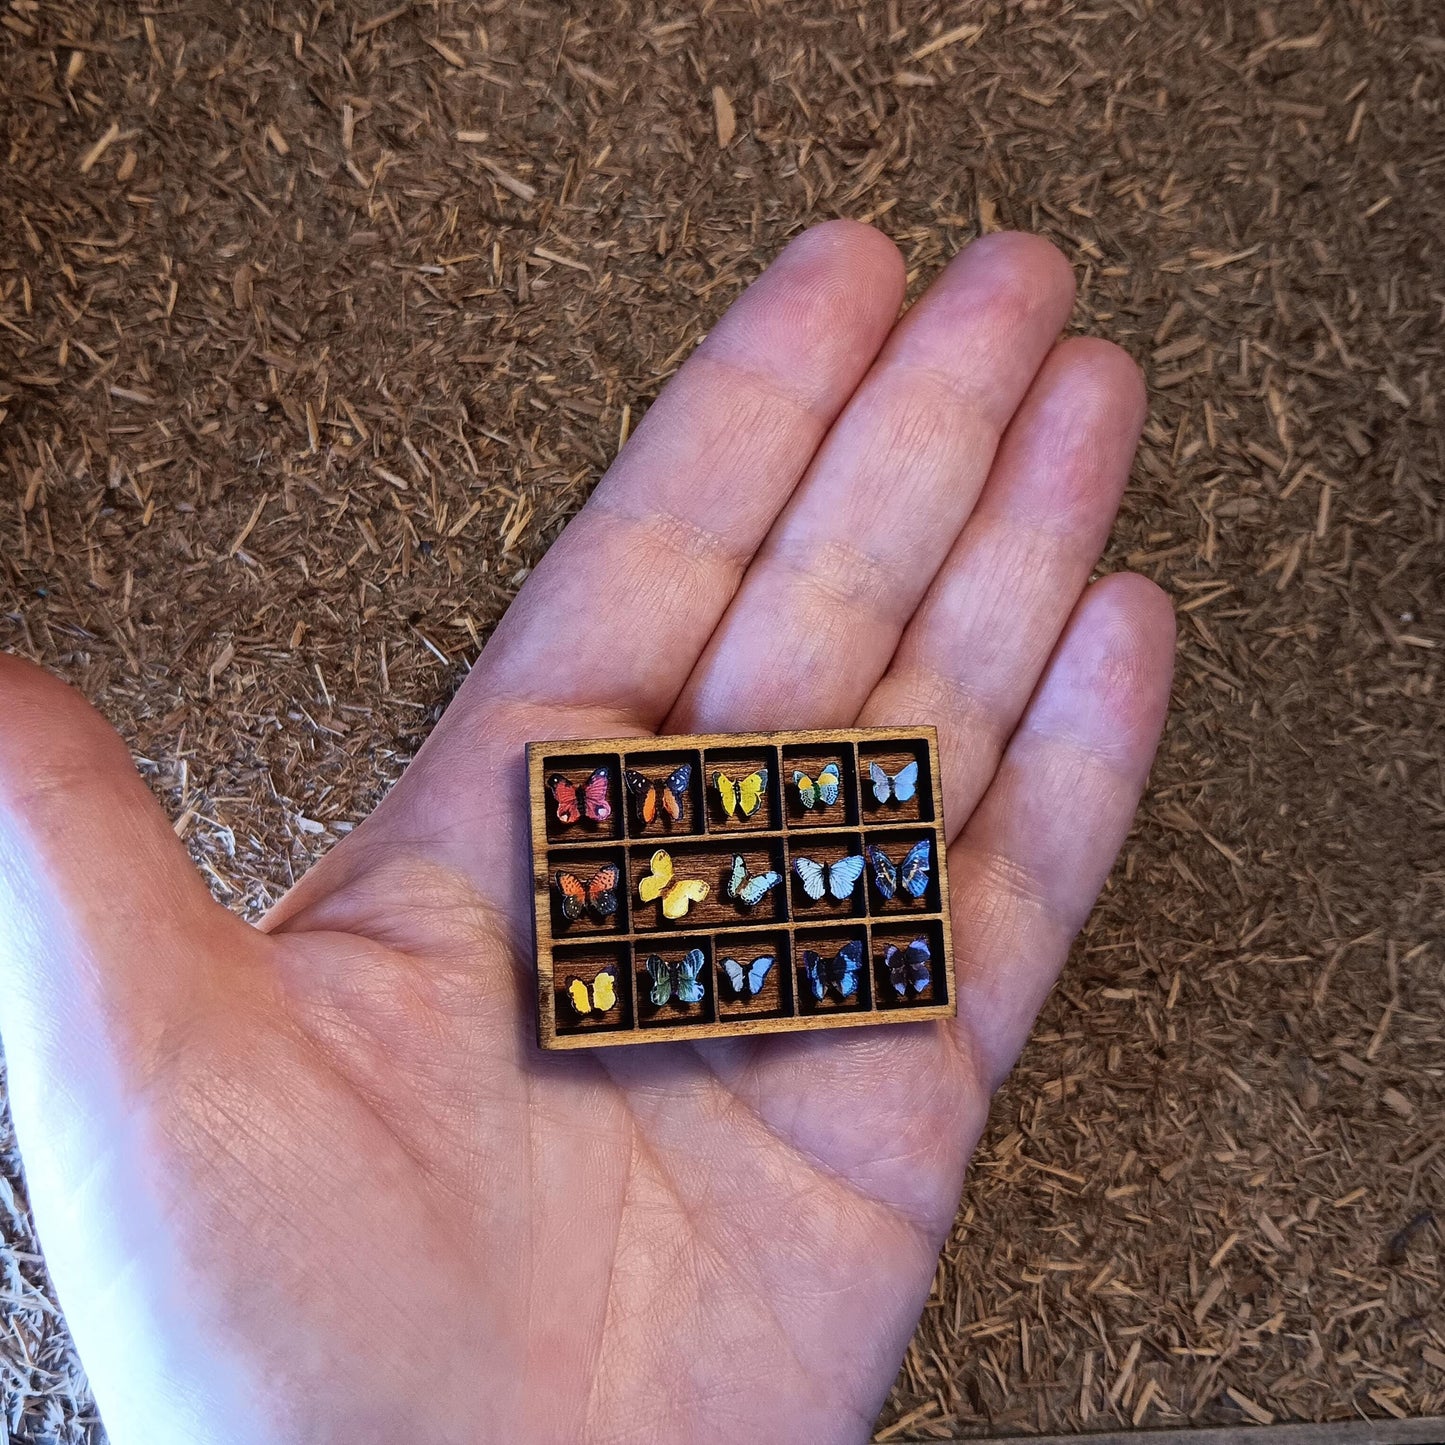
[554, 863, 621, 923]
[624, 763, 691, 829]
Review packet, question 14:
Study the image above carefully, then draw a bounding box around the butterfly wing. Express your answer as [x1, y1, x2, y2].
[794, 769, 817, 810]
[883, 944, 908, 998]
[662, 764, 692, 821]
[645, 954, 673, 1007]
[675, 948, 706, 1004]
[565, 977, 594, 1016]
[590, 966, 619, 1012]
[737, 768, 768, 818]
[625, 769, 658, 826]
[737, 869, 781, 908]
[720, 956, 747, 995]
[829, 939, 863, 999]
[715, 771, 738, 817]
[901, 938, 932, 993]
[828, 853, 866, 900]
[637, 849, 673, 903]
[555, 871, 588, 922]
[724, 853, 747, 901]
[866, 844, 898, 901]
[899, 838, 932, 899]
[585, 863, 620, 920]
[793, 855, 826, 902]
[891, 760, 920, 803]
[581, 767, 612, 822]
[801, 949, 827, 1002]
[868, 760, 890, 804]
[745, 955, 776, 995]
[816, 762, 841, 807]
[548, 773, 581, 824]
[662, 878, 709, 920]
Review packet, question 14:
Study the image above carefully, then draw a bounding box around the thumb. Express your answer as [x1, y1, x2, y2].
[0, 654, 262, 1412]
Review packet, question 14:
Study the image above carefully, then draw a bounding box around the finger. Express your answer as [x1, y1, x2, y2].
[859, 337, 1147, 837]
[269, 222, 904, 926]
[666, 232, 1075, 732]
[945, 574, 1175, 1088]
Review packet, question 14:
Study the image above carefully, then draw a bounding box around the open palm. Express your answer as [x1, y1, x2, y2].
[0, 223, 1172, 1445]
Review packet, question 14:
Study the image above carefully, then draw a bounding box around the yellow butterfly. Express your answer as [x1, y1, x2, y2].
[637, 848, 710, 920]
[715, 767, 768, 820]
[565, 967, 617, 1019]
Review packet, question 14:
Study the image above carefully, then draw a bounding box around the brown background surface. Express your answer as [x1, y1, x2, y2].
[1, 1, 1441, 1440]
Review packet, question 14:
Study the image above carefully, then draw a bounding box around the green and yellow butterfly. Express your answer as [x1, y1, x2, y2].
[793, 762, 840, 810]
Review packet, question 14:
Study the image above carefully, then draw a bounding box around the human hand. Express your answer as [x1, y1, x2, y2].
[0, 222, 1173, 1444]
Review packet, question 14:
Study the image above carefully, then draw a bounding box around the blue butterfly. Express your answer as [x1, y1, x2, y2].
[802, 939, 864, 1002]
[725, 854, 782, 909]
[646, 948, 706, 1007]
[883, 937, 932, 998]
[868, 758, 919, 805]
[866, 838, 931, 901]
[720, 953, 776, 999]
[792, 853, 865, 902]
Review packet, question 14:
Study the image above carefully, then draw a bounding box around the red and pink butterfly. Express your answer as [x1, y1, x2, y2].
[547, 767, 612, 825]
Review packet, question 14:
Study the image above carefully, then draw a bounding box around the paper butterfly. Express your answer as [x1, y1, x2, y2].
[548, 767, 612, 825]
[715, 767, 768, 820]
[792, 852, 866, 902]
[720, 953, 776, 999]
[883, 938, 932, 998]
[625, 763, 691, 828]
[793, 762, 841, 811]
[802, 939, 864, 1002]
[868, 759, 919, 806]
[637, 848, 710, 920]
[866, 838, 932, 901]
[554, 863, 621, 923]
[647, 948, 707, 1006]
[565, 966, 618, 1018]
[725, 854, 782, 909]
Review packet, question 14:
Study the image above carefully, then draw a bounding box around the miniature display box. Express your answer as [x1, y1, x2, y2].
[528, 727, 955, 1050]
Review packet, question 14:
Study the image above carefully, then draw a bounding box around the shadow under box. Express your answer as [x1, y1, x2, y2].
[787, 830, 867, 921]
[794, 924, 872, 1016]
[547, 845, 628, 938]
[540, 752, 624, 844]
[857, 738, 934, 826]
[636, 936, 716, 1029]
[619, 747, 705, 840]
[715, 931, 793, 1022]
[552, 943, 633, 1036]
[703, 744, 781, 833]
[863, 829, 943, 916]
[629, 839, 788, 933]
[871, 918, 948, 1011]
[781, 742, 858, 829]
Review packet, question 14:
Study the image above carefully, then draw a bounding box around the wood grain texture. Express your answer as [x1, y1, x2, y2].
[528, 727, 953, 1050]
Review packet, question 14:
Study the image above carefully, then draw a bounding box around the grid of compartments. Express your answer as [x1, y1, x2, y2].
[528, 728, 955, 1050]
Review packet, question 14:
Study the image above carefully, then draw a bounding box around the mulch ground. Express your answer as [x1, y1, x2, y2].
[1, 1, 1442, 1441]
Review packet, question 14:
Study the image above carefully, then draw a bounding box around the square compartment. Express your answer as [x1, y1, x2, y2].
[782, 742, 858, 829]
[637, 937, 715, 1028]
[863, 829, 943, 916]
[787, 831, 867, 920]
[715, 931, 793, 1022]
[547, 845, 628, 937]
[703, 745, 781, 833]
[629, 840, 788, 933]
[858, 738, 933, 824]
[794, 925, 872, 1015]
[619, 747, 705, 840]
[540, 752, 624, 843]
[553, 943, 634, 1036]
[872, 918, 948, 1010]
